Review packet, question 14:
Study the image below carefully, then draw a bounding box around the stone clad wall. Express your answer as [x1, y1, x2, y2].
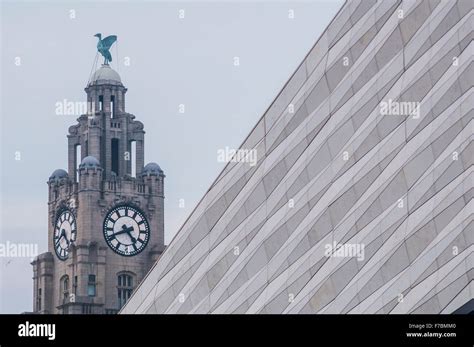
[122, 0, 473, 314]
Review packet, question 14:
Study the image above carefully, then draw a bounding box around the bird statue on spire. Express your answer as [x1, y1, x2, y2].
[94, 33, 117, 65]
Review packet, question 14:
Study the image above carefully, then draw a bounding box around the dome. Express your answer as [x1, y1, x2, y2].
[89, 64, 121, 85]
[49, 169, 68, 181]
[79, 156, 101, 169]
[142, 162, 163, 176]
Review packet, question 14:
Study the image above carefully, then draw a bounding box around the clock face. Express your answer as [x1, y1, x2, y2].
[103, 205, 150, 256]
[53, 209, 77, 260]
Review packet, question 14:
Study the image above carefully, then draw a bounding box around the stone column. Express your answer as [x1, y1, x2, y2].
[88, 127, 101, 161]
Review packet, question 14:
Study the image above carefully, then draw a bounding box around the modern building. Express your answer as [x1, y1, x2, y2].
[122, 0, 473, 314]
[32, 64, 166, 314]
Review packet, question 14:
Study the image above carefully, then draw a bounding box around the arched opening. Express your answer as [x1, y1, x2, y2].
[111, 139, 119, 176]
[60, 275, 69, 301]
[117, 272, 135, 309]
[130, 140, 136, 177]
[110, 95, 115, 118]
[87, 274, 96, 297]
[75, 144, 81, 182]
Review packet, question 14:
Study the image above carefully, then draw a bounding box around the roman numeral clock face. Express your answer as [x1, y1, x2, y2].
[103, 205, 150, 256]
[53, 210, 77, 260]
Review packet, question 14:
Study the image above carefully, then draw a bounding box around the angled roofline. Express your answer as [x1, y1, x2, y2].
[122, 0, 348, 311]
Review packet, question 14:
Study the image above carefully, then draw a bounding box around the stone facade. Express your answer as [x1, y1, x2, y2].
[32, 64, 165, 314]
[122, 0, 473, 314]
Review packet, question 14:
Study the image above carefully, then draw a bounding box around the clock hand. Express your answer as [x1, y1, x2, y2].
[121, 225, 137, 243]
[127, 233, 137, 244]
[56, 229, 66, 245]
[109, 225, 135, 241]
[112, 229, 128, 236]
[121, 225, 134, 234]
[61, 229, 72, 246]
[112, 225, 134, 237]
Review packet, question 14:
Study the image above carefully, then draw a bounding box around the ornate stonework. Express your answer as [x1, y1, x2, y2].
[32, 64, 165, 314]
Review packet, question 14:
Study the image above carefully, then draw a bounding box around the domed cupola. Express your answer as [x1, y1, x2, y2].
[84, 65, 127, 117]
[88, 64, 122, 86]
[141, 162, 164, 177]
[79, 156, 101, 169]
[49, 169, 68, 183]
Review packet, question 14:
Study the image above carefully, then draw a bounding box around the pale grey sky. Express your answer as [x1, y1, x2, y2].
[0, 0, 343, 313]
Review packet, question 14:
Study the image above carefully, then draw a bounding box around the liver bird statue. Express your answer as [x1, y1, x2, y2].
[94, 33, 117, 65]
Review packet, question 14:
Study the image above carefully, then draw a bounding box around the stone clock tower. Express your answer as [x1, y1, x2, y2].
[32, 63, 166, 314]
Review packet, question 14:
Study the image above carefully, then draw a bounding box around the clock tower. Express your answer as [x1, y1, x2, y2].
[32, 63, 166, 314]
